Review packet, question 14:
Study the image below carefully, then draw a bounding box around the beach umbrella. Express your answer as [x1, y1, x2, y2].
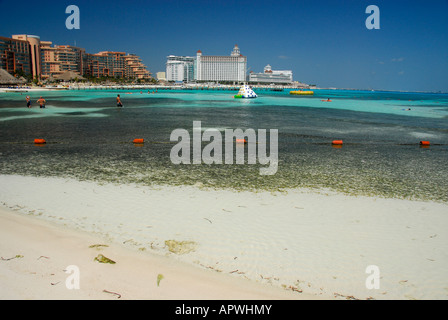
[54, 71, 86, 81]
[0, 68, 26, 85]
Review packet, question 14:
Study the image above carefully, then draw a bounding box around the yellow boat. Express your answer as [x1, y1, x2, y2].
[290, 90, 314, 95]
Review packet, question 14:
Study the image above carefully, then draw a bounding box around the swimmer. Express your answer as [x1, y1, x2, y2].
[117, 94, 123, 107]
[37, 96, 46, 108]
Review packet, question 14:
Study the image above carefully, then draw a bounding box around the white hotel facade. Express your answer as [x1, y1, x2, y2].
[195, 45, 247, 83]
[166, 45, 247, 83]
[166, 55, 195, 82]
[166, 45, 293, 84]
[248, 64, 293, 84]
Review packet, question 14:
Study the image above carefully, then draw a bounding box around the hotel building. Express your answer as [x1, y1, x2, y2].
[194, 45, 247, 83]
[166, 46, 247, 83]
[11, 35, 41, 78]
[166, 55, 195, 82]
[248, 64, 293, 84]
[0, 36, 32, 76]
[124, 54, 151, 79]
[83, 51, 127, 78]
[40, 42, 85, 79]
[83, 51, 151, 80]
[0, 34, 151, 80]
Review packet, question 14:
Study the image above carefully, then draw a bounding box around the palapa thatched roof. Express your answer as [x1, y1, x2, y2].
[0, 68, 26, 85]
[53, 71, 85, 81]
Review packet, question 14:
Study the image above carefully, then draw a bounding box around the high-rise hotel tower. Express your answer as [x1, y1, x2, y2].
[194, 45, 247, 83]
[166, 55, 195, 82]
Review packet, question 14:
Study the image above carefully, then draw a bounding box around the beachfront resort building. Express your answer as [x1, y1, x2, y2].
[166, 45, 248, 84]
[166, 55, 195, 82]
[195, 45, 247, 83]
[40, 42, 85, 79]
[11, 35, 42, 79]
[0, 36, 32, 76]
[82, 51, 151, 80]
[0, 34, 152, 81]
[248, 64, 293, 84]
[83, 51, 127, 78]
[124, 54, 151, 80]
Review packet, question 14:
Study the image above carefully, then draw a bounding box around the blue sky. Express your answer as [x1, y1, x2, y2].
[1, 0, 447, 92]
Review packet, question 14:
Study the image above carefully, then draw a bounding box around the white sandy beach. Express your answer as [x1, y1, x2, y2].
[0, 206, 304, 300]
[0, 174, 447, 300]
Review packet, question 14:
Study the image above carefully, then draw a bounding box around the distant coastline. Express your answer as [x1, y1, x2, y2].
[316, 87, 448, 94]
[1, 83, 446, 94]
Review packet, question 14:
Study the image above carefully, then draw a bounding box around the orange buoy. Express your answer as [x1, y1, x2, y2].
[332, 140, 343, 145]
[236, 139, 247, 144]
[34, 139, 46, 144]
[420, 141, 430, 146]
[133, 138, 144, 144]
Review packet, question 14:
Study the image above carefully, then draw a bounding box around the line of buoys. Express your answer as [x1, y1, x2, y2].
[34, 139, 46, 144]
[31, 138, 434, 148]
[329, 140, 433, 148]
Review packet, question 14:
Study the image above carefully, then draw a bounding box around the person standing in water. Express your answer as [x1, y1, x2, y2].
[37, 96, 46, 108]
[116, 94, 123, 107]
[26, 96, 31, 108]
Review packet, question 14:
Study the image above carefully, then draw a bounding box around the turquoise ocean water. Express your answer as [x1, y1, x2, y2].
[1, 88, 447, 202]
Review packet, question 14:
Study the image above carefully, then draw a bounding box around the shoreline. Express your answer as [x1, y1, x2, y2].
[1, 85, 446, 94]
[1, 174, 447, 300]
